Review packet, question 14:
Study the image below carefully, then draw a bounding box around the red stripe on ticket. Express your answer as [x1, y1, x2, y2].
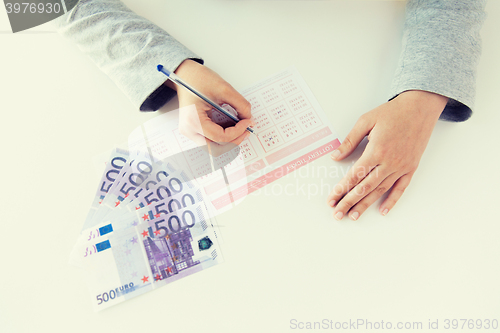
[266, 126, 333, 165]
[211, 139, 340, 209]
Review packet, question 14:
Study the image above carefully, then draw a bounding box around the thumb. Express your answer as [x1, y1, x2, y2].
[331, 115, 373, 160]
[221, 85, 252, 120]
[220, 118, 254, 142]
[233, 118, 254, 132]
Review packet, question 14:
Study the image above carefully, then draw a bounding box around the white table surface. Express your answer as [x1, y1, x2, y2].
[1, 1, 499, 332]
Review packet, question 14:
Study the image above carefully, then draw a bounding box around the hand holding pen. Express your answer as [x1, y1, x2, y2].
[159, 60, 255, 152]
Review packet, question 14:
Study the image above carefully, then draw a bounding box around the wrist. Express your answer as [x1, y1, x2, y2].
[396, 90, 448, 119]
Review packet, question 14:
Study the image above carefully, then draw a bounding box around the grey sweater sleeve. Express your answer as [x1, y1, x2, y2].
[51, 0, 203, 111]
[389, 0, 487, 121]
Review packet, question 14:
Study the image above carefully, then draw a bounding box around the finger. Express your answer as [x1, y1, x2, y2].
[185, 123, 249, 157]
[331, 165, 388, 221]
[221, 85, 252, 120]
[229, 130, 251, 146]
[347, 173, 400, 221]
[379, 173, 414, 216]
[331, 115, 374, 161]
[200, 117, 254, 143]
[326, 155, 378, 207]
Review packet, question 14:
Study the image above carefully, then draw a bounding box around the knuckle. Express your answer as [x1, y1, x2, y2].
[340, 199, 356, 210]
[357, 183, 371, 195]
[342, 136, 354, 151]
[393, 186, 406, 195]
[333, 184, 345, 196]
[348, 174, 359, 186]
[355, 201, 369, 212]
[376, 186, 387, 194]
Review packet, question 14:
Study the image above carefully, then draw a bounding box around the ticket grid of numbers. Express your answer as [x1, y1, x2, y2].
[127, 67, 341, 213]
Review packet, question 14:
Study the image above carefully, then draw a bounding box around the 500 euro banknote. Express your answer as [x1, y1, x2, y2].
[77, 202, 222, 311]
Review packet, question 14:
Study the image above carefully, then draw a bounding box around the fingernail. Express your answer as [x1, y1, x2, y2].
[328, 200, 336, 207]
[351, 212, 359, 221]
[334, 211, 343, 221]
[331, 150, 341, 160]
[382, 208, 389, 216]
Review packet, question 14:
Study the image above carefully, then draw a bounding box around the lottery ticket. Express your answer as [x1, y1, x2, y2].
[127, 67, 341, 213]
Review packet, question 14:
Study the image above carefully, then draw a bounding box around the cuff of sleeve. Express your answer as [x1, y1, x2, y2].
[51, 0, 204, 112]
[388, 51, 476, 122]
[388, 0, 486, 122]
[388, 89, 472, 122]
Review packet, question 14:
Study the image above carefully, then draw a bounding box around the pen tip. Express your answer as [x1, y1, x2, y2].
[157, 64, 163, 71]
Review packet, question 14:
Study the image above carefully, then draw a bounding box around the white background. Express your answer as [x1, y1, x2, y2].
[1, 1, 499, 332]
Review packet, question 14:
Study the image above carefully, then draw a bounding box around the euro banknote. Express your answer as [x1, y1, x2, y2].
[77, 202, 222, 311]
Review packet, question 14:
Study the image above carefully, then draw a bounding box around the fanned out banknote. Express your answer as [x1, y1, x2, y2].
[72, 148, 223, 311]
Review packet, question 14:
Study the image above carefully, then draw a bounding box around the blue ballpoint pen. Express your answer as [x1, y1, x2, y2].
[157, 64, 255, 135]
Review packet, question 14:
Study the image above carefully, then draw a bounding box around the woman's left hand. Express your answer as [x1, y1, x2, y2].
[326, 90, 448, 220]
